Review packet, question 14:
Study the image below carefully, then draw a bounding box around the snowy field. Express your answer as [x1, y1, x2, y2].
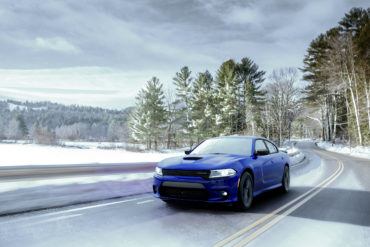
[0, 143, 183, 166]
[61, 141, 146, 150]
[317, 141, 370, 160]
[0, 142, 305, 166]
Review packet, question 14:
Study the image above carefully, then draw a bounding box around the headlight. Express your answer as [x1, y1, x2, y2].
[209, 169, 236, 178]
[155, 167, 163, 176]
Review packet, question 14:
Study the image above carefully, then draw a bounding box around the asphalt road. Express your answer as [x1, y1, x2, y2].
[0, 142, 369, 247]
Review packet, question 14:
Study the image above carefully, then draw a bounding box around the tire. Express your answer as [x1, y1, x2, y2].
[235, 172, 254, 210]
[281, 166, 290, 193]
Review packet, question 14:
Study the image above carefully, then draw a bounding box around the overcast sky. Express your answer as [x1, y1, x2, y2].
[0, 0, 369, 109]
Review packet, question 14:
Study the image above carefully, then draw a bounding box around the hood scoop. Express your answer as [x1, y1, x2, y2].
[183, 156, 203, 161]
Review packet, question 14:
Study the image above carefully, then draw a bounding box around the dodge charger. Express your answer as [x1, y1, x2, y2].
[153, 136, 290, 210]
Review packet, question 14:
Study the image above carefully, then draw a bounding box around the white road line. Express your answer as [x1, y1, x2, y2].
[27, 214, 82, 226]
[0, 196, 152, 225]
[42, 196, 152, 215]
[137, 199, 154, 205]
[214, 159, 343, 247]
[233, 161, 344, 247]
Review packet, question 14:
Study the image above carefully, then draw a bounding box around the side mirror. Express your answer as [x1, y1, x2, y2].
[184, 149, 192, 155]
[255, 149, 269, 156]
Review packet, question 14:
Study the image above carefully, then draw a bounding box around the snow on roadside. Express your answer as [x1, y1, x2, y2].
[61, 141, 146, 150]
[317, 141, 370, 159]
[289, 151, 305, 165]
[281, 145, 306, 166]
[0, 173, 153, 193]
[0, 143, 183, 166]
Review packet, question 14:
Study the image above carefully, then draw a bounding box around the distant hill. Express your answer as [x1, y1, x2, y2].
[0, 99, 133, 142]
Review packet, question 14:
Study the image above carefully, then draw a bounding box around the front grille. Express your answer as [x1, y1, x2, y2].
[162, 169, 210, 179]
[159, 186, 208, 200]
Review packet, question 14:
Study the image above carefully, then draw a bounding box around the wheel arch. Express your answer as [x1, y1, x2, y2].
[240, 167, 254, 187]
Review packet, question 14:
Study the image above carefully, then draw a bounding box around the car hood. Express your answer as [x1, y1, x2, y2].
[158, 154, 249, 170]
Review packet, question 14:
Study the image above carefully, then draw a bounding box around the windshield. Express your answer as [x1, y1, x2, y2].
[190, 138, 253, 156]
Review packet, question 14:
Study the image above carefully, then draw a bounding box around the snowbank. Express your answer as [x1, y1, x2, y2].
[0, 173, 154, 215]
[0, 143, 183, 166]
[289, 151, 306, 165]
[317, 142, 370, 159]
[61, 141, 146, 150]
[280, 146, 306, 166]
[0, 173, 153, 193]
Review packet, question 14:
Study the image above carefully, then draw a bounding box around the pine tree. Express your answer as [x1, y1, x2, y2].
[302, 7, 370, 145]
[6, 117, 22, 140]
[16, 114, 28, 138]
[130, 77, 167, 150]
[302, 33, 333, 141]
[130, 89, 150, 147]
[235, 57, 266, 134]
[173, 66, 193, 146]
[215, 60, 239, 135]
[191, 71, 215, 141]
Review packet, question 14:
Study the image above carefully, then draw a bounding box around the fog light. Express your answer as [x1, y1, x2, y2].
[221, 191, 228, 197]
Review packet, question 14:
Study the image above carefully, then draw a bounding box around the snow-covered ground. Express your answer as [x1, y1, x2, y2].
[0, 143, 183, 166]
[0, 173, 153, 193]
[317, 141, 370, 160]
[61, 141, 146, 150]
[286, 147, 306, 165]
[0, 141, 305, 166]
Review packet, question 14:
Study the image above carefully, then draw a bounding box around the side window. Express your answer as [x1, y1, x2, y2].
[255, 140, 268, 153]
[265, 141, 278, 154]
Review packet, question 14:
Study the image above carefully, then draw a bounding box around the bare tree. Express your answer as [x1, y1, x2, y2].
[265, 68, 301, 146]
[326, 34, 365, 145]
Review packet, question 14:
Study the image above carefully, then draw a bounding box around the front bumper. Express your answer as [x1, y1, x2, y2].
[153, 174, 239, 203]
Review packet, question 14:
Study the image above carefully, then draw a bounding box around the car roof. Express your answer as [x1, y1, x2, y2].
[210, 135, 264, 140]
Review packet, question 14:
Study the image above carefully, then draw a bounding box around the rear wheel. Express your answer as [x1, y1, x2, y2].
[235, 172, 253, 210]
[281, 166, 290, 193]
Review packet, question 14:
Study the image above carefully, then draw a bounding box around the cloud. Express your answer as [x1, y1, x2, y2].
[0, 0, 369, 108]
[33, 37, 80, 53]
[225, 6, 260, 25]
[0, 66, 175, 109]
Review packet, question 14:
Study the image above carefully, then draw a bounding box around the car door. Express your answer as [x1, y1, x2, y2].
[254, 139, 274, 188]
[264, 140, 283, 184]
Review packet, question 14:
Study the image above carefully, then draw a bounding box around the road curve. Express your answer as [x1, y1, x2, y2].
[0, 141, 369, 247]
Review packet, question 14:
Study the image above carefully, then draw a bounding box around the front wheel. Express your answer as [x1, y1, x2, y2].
[281, 166, 290, 193]
[235, 172, 254, 210]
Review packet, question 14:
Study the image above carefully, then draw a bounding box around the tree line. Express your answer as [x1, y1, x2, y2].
[0, 100, 131, 144]
[303, 7, 370, 145]
[130, 58, 302, 150]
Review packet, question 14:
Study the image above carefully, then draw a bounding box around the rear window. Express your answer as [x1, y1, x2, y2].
[265, 141, 278, 154]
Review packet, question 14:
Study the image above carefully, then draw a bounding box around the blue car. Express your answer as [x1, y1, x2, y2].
[153, 136, 290, 209]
